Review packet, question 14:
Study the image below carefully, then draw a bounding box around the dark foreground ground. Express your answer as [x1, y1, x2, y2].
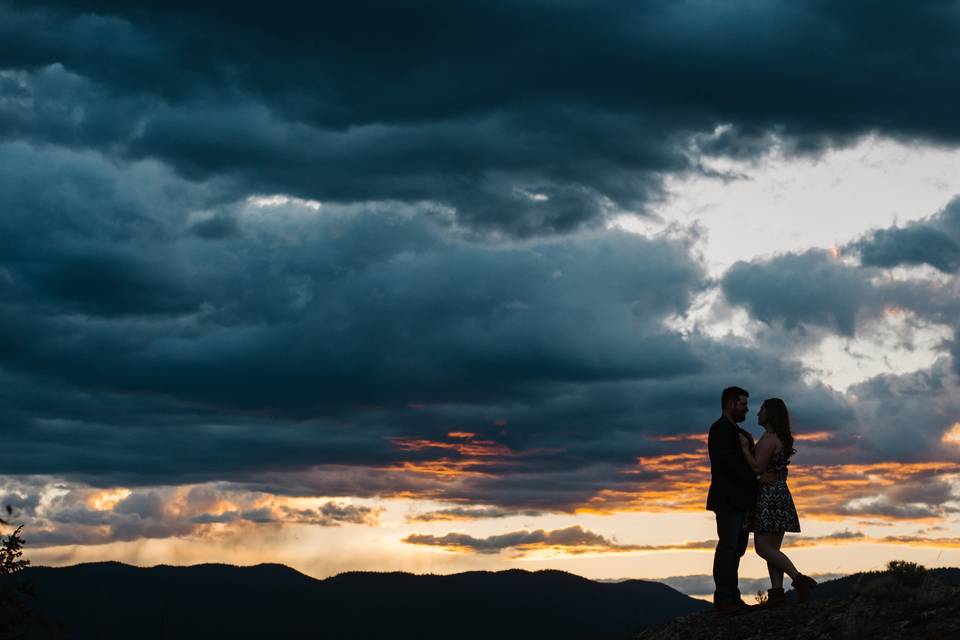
[638, 566, 960, 640]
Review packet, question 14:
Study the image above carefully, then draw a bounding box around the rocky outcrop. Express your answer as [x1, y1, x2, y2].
[637, 567, 960, 640]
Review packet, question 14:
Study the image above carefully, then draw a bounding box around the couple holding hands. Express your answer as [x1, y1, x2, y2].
[706, 386, 818, 613]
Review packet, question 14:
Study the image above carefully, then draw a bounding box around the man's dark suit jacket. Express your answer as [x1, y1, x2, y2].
[706, 416, 758, 512]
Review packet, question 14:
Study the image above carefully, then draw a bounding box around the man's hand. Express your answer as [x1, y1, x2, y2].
[758, 471, 777, 485]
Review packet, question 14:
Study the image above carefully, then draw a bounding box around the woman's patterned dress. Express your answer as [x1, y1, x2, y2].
[752, 445, 801, 533]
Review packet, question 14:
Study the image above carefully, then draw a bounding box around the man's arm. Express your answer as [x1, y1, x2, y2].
[708, 423, 756, 486]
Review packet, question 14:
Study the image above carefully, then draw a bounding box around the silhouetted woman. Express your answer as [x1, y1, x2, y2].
[738, 398, 817, 607]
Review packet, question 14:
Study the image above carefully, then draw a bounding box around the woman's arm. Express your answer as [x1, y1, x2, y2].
[739, 433, 777, 474]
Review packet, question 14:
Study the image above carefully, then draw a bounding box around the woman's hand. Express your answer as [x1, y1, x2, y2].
[739, 432, 762, 473]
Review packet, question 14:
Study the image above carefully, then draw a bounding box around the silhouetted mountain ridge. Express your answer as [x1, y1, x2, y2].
[19, 562, 709, 639]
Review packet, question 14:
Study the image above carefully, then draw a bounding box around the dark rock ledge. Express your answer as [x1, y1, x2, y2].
[637, 567, 960, 640]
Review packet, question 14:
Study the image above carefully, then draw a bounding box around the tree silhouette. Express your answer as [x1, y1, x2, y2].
[0, 522, 62, 639]
[0, 526, 30, 575]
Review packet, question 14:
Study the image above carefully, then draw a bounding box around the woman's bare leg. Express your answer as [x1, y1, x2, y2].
[755, 532, 798, 583]
[766, 532, 785, 589]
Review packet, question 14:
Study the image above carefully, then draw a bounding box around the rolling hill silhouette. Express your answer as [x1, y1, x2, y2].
[19, 563, 709, 639]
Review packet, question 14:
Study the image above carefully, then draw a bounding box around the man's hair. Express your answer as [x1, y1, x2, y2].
[721, 386, 749, 410]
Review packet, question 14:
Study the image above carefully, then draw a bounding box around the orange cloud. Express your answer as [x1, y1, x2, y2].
[383, 433, 520, 480]
[388, 436, 512, 457]
[385, 460, 498, 479]
[795, 431, 835, 442]
[876, 535, 960, 548]
[645, 434, 708, 444]
[577, 454, 960, 521]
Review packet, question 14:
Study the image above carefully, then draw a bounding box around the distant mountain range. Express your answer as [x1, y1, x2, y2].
[16, 563, 710, 639]
[15, 563, 960, 639]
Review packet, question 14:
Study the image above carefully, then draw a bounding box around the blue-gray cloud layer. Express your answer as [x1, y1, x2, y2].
[2, 0, 960, 518]
[0, 140, 852, 505]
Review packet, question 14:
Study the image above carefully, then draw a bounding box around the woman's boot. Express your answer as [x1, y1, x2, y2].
[766, 587, 786, 608]
[792, 574, 818, 602]
[767, 587, 787, 609]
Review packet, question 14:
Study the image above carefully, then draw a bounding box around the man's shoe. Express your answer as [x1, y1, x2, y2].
[713, 601, 745, 615]
[765, 587, 786, 608]
[792, 574, 817, 603]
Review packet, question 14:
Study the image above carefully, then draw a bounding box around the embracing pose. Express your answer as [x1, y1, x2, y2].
[738, 397, 817, 607]
[706, 386, 760, 613]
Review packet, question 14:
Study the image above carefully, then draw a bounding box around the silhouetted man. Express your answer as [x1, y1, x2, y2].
[706, 386, 762, 614]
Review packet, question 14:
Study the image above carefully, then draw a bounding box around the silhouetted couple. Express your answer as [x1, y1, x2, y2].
[706, 386, 817, 614]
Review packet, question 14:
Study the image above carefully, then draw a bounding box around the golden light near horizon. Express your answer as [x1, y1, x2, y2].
[942, 423, 960, 445]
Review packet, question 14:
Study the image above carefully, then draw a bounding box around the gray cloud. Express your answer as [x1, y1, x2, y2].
[721, 248, 957, 339]
[14, 484, 384, 547]
[853, 198, 960, 273]
[846, 358, 960, 461]
[723, 249, 877, 336]
[402, 525, 636, 554]
[407, 506, 543, 522]
[31, 488, 197, 546]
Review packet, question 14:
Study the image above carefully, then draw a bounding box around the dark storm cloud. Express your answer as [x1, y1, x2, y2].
[0, 142, 860, 503]
[0, 144, 707, 413]
[4, 1, 960, 234]
[0, 141, 741, 493]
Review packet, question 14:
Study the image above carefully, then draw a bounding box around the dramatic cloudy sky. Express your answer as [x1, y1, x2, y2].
[3, 0, 960, 597]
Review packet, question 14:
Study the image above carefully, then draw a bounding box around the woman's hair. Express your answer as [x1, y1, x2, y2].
[763, 398, 796, 457]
